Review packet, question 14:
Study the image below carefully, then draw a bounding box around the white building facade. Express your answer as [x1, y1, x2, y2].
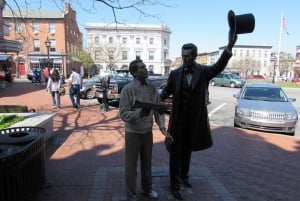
[210, 45, 273, 76]
[85, 23, 171, 75]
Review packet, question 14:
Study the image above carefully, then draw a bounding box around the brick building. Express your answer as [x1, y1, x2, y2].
[2, 3, 82, 78]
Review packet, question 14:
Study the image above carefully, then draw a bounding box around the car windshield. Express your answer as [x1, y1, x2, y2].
[113, 72, 133, 80]
[241, 87, 288, 102]
[229, 73, 241, 79]
[86, 76, 100, 83]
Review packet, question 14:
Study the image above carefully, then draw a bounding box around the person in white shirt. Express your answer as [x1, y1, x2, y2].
[68, 67, 82, 109]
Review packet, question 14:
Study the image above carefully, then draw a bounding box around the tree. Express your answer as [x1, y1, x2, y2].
[230, 56, 261, 78]
[92, 44, 126, 72]
[7, 0, 168, 24]
[77, 49, 94, 78]
[278, 52, 294, 76]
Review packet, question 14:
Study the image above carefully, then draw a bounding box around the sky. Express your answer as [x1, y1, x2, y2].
[10, 0, 300, 60]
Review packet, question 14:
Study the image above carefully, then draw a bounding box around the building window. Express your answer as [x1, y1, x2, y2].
[252, 49, 256, 57]
[164, 38, 167, 46]
[148, 65, 154, 71]
[233, 49, 237, 56]
[108, 51, 114, 60]
[32, 22, 39, 34]
[95, 36, 99, 44]
[264, 60, 267, 68]
[33, 39, 40, 52]
[122, 37, 127, 44]
[164, 51, 167, 59]
[136, 51, 141, 59]
[49, 23, 55, 34]
[15, 22, 22, 33]
[109, 37, 113, 43]
[95, 51, 101, 60]
[149, 51, 154, 60]
[149, 37, 154, 44]
[136, 37, 141, 44]
[122, 51, 128, 60]
[30, 62, 40, 70]
[53, 63, 62, 73]
[50, 40, 56, 52]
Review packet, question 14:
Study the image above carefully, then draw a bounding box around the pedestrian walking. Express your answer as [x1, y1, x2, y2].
[68, 67, 82, 109]
[46, 68, 62, 109]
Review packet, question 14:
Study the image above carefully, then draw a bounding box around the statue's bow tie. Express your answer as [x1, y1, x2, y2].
[184, 67, 194, 74]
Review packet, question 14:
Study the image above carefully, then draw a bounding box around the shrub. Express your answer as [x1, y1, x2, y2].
[0, 115, 25, 130]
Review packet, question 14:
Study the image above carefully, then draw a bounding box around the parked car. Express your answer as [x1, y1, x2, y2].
[80, 75, 105, 99]
[95, 70, 133, 103]
[211, 72, 246, 88]
[30, 69, 41, 83]
[291, 77, 299, 83]
[233, 82, 298, 136]
[27, 70, 34, 81]
[252, 75, 265, 80]
[95, 70, 168, 104]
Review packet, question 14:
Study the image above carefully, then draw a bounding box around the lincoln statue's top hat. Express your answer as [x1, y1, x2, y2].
[228, 10, 255, 35]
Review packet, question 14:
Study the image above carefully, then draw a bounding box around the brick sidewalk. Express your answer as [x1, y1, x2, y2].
[1, 78, 300, 201]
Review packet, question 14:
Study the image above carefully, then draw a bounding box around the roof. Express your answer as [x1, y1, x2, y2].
[85, 23, 171, 33]
[0, 54, 13, 61]
[3, 8, 64, 19]
[219, 44, 273, 50]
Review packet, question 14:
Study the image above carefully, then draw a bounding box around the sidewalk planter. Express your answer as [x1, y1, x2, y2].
[0, 127, 46, 201]
[4, 113, 56, 141]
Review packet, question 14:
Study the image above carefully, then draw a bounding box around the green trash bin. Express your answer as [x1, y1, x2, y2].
[0, 127, 46, 201]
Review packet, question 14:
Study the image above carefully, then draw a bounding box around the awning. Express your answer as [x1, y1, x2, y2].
[0, 54, 11, 61]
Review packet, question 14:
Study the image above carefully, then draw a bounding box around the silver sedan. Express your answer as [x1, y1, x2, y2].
[233, 82, 298, 136]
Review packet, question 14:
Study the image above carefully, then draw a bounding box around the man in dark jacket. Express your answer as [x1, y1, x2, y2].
[160, 30, 237, 200]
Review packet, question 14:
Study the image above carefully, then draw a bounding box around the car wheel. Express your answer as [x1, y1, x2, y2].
[230, 82, 236, 88]
[97, 98, 103, 104]
[86, 89, 95, 99]
[211, 81, 216, 86]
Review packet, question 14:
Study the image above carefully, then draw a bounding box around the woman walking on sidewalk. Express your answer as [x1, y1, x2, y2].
[47, 68, 62, 109]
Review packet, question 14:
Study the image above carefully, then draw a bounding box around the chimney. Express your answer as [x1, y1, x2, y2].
[65, 3, 71, 13]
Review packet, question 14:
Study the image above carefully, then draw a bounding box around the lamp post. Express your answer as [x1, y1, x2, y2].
[44, 37, 51, 76]
[271, 56, 277, 84]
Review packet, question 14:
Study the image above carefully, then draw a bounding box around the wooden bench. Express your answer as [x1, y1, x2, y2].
[0, 105, 36, 113]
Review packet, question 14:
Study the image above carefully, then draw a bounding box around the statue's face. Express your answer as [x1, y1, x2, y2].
[182, 49, 195, 67]
[135, 62, 148, 82]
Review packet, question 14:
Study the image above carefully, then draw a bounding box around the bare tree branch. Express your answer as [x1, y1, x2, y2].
[94, 0, 170, 24]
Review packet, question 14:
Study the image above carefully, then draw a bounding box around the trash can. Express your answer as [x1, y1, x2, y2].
[0, 127, 46, 201]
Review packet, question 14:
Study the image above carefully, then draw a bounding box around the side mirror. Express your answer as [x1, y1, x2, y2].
[233, 93, 240, 99]
[288, 97, 296, 102]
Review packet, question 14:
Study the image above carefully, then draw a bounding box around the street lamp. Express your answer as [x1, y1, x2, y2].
[271, 56, 277, 84]
[44, 37, 51, 76]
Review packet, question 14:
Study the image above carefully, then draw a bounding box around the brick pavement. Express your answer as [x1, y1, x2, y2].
[1, 78, 300, 201]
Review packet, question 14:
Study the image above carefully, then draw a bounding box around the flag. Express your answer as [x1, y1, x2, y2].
[282, 16, 289, 35]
